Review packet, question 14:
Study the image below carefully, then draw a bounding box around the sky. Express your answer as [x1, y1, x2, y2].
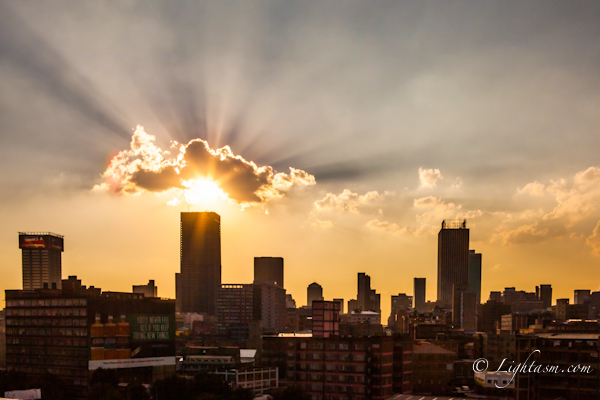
[2, 1, 600, 320]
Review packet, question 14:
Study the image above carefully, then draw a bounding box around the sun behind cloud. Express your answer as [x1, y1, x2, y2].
[94, 126, 316, 207]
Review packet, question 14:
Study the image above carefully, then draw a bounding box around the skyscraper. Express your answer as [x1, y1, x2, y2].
[437, 219, 469, 307]
[414, 278, 426, 311]
[307, 282, 323, 307]
[19, 232, 64, 290]
[468, 250, 482, 304]
[176, 212, 221, 315]
[254, 257, 284, 288]
[536, 284, 552, 309]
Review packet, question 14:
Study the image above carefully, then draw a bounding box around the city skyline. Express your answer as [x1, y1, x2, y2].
[2, 2, 600, 320]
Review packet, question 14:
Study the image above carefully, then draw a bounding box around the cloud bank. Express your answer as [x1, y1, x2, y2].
[95, 126, 315, 205]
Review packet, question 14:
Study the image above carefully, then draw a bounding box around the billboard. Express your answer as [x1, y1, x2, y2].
[127, 314, 175, 341]
[19, 234, 64, 251]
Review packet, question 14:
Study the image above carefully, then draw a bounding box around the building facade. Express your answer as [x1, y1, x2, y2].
[413, 278, 426, 312]
[437, 220, 469, 307]
[19, 232, 64, 291]
[176, 212, 221, 315]
[254, 257, 284, 288]
[5, 276, 175, 400]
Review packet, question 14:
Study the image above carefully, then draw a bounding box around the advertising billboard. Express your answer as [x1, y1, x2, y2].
[19, 233, 64, 251]
[127, 314, 175, 341]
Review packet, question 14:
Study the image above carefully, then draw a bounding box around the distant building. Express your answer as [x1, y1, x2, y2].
[333, 298, 344, 314]
[389, 293, 412, 327]
[452, 283, 468, 327]
[176, 212, 221, 315]
[536, 284, 552, 308]
[133, 279, 158, 298]
[307, 282, 323, 308]
[413, 278, 426, 312]
[254, 257, 284, 288]
[19, 232, 64, 291]
[468, 250, 482, 303]
[286, 293, 296, 309]
[254, 282, 287, 334]
[437, 220, 469, 307]
[574, 289, 591, 305]
[357, 273, 380, 313]
[461, 291, 477, 332]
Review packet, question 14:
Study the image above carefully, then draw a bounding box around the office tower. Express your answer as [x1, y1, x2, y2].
[217, 284, 258, 332]
[414, 278, 426, 311]
[19, 232, 64, 290]
[574, 290, 591, 305]
[357, 273, 370, 310]
[254, 257, 284, 288]
[133, 280, 158, 298]
[311, 300, 341, 338]
[461, 292, 477, 332]
[333, 298, 344, 314]
[452, 283, 469, 327]
[437, 220, 469, 307]
[307, 282, 323, 307]
[176, 212, 221, 315]
[536, 284, 552, 308]
[357, 273, 380, 312]
[468, 250, 482, 303]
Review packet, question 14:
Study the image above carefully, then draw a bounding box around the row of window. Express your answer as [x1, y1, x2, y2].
[6, 337, 88, 347]
[6, 327, 88, 337]
[6, 298, 87, 307]
[7, 355, 88, 368]
[8, 347, 88, 358]
[9, 364, 88, 379]
[289, 372, 367, 383]
[291, 342, 369, 351]
[6, 318, 88, 327]
[290, 363, 367, 373]
[288, 352, 367, 361]
[5, 307, 87, 317]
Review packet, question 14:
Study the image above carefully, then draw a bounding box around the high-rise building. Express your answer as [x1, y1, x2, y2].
[357, 273, 380, 312]
[536, 284, 552, 309]
[176, 212, 221, 315]
[574, 289, 591, 305]
[414, 278, 426, 311]
[307, 282, 323, 307]
[437, 220, 469, 307]
[461, 292, 477, 332]
[468, 250, 482, 304]
[452, 283, 469, 327]
[357, 273, 370, 310]
[19, 232, 64, 291]
[253, 257, 284, 288]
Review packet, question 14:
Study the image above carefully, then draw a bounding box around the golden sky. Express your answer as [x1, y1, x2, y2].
[2, 1, 600, 319]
